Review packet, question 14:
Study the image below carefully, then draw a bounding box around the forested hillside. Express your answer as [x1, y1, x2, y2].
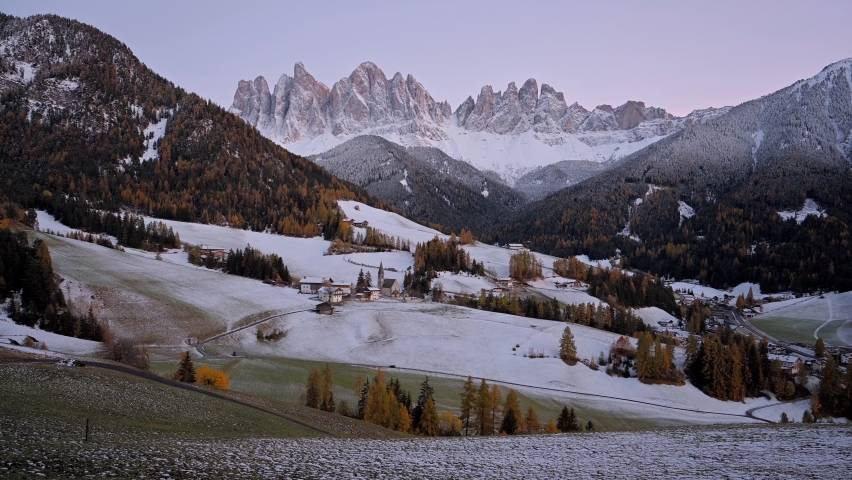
[311, 136, 524, 232]
[0, 13, 369, 238]
[493, 61, 852, 293]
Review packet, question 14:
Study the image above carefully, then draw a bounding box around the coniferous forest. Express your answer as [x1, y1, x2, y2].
[0, 13, 370, 241]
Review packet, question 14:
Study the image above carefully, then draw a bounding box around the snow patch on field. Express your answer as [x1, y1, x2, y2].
[339, 200, 445, 245]
[434, 272, 493, 295]
[225, 301, 774, 420]
[573, 255, 615, 269]
[751, 399, 847, 424]
[670, 281, 763, 303]
[636, 307, 679, 327]
[18, 61, 35, 82]
[778, 198, 826, 224]
[527, 277, 603, 307]
[0, 318, 103, 356]
[35, 210, 74, 235]
[462, 243, 561, 279]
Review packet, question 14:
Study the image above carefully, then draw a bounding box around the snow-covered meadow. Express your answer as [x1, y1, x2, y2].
[212, 300, 775, 423]
[40, 233, 317, 343]
[3, 424, 848, 478]
[29, 206, 794, 426]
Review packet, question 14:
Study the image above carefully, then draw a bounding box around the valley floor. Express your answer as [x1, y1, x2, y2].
[21, 211, 796, 427]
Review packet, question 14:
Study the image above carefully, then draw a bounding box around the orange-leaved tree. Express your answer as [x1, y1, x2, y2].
[196, 365, 229, 389]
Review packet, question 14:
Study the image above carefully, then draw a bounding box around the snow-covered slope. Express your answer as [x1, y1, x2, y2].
[220, 300, 774, 423]
[34, 208, 786, 426]
[230, 62, 727, 184]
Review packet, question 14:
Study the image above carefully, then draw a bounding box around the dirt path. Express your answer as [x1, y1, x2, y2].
[813, 295, 834, 340]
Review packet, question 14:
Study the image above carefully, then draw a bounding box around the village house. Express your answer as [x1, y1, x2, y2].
[352, 220, 369, 228]
[482, 287, 506, 297]
[299, 276, 327, 294]
[768, 354, 803, 374]
[331, 282, 353, 297]
[199, 246, 228, 261]
[366, 287, 381, 301]
[497, 277, 515, 289]
[315, 302, 333, 315]
[317, 286, 344, 305]
[507, 243, 529, 251]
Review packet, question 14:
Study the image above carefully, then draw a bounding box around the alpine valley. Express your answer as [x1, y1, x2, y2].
[233, 59, 852, 293]
[1, 11, 852, 478]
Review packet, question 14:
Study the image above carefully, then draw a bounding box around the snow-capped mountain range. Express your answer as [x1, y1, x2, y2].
[229, 62, 728, 184]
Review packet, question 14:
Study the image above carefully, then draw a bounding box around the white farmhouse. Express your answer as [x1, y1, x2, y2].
[317, 286, 344, 305]
[299, 277, 327, 294]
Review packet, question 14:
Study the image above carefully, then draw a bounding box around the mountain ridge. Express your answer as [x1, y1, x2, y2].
[230, 61, 728, 183]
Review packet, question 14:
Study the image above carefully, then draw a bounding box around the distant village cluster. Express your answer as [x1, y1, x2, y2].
[663, 285, 851, 379]
[300, 262, 401, 314]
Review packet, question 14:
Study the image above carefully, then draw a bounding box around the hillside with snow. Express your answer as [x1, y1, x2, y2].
[28, 206, 788, 428]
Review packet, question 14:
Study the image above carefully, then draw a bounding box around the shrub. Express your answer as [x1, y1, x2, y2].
[197, 365, 229, 389]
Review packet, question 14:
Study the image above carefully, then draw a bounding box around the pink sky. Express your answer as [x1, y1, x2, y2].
[4, 0, 852, 116]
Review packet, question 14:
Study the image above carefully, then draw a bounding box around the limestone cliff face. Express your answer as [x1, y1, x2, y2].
[231, 62, 450, 144]
[229, 62, 735, 183]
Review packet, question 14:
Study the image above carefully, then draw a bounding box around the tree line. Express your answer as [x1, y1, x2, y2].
[188, 244, 290, 283]
[0, 228, 101, 340]
[554, 256, 679, 316]
[454, 294, 647, 338]
[686, 328, 776, 401]
[44, 196, 180, 251]
[404, 236, 485, 297]
[303, 366, 595, 435]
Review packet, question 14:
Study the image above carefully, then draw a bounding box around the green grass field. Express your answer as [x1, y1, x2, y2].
[751, 293, 852, 347]
[152, 354, 710, 432]
[0, 362, 325, 442]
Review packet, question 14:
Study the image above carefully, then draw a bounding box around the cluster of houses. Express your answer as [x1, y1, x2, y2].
[301, 262, 401, 314]
[199, 245, 228, 261]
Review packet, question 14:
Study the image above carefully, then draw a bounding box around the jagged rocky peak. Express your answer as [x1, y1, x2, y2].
[230, 61, 450, 142]
[454, 96, 476, 125]
[518, 79, 538, 113]
[230, 76, 272, 128]
[455, 76, 679, 135]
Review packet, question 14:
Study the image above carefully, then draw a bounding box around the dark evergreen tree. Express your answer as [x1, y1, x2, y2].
[173, 351, 196, 383]
[500, 408, 518, 435]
